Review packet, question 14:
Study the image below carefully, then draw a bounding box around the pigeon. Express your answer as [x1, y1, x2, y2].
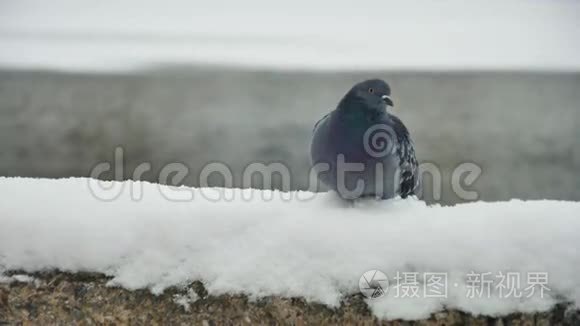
[310, 79, 419, 200]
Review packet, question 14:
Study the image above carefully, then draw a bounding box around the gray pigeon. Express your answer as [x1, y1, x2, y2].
[310, 79, 419, 200]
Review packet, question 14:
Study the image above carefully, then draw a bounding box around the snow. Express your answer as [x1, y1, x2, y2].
[0, 177, 579, 320]
[0, 273, 36, 284]
[0, 0, 579, 72]
[173, 288, 200, 312]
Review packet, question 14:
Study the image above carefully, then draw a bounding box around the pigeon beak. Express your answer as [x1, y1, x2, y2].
[381, 95, 394, 107]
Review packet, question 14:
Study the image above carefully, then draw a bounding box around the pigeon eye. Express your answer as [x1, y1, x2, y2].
[368, 88, 374, 94]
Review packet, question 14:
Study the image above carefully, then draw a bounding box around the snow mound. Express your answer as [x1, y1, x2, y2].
[0, 177, 579, 320]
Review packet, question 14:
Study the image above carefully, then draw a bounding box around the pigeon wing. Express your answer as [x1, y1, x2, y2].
[391, 116, 419, 198]
[313, 112, 330, 133]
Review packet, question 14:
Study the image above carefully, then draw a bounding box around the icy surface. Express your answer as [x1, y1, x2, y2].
[0, 0, 579, 71]
[0, 177, 579, 320]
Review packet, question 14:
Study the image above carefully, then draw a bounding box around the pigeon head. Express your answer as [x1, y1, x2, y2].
[338, 79, 394, 113]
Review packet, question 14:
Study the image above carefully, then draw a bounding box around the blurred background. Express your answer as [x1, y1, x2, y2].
[0, 0, 579, 205]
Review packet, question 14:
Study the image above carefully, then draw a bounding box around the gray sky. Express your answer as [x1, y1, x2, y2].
[1, 0, 579, 71]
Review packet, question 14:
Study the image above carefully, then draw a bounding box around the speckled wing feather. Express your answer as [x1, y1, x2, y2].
[391, 116, 419, 198]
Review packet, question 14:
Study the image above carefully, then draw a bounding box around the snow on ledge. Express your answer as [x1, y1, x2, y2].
[0, 177, 579, 320]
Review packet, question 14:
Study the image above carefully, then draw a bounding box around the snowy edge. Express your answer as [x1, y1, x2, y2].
[0, 177, 579, 320]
